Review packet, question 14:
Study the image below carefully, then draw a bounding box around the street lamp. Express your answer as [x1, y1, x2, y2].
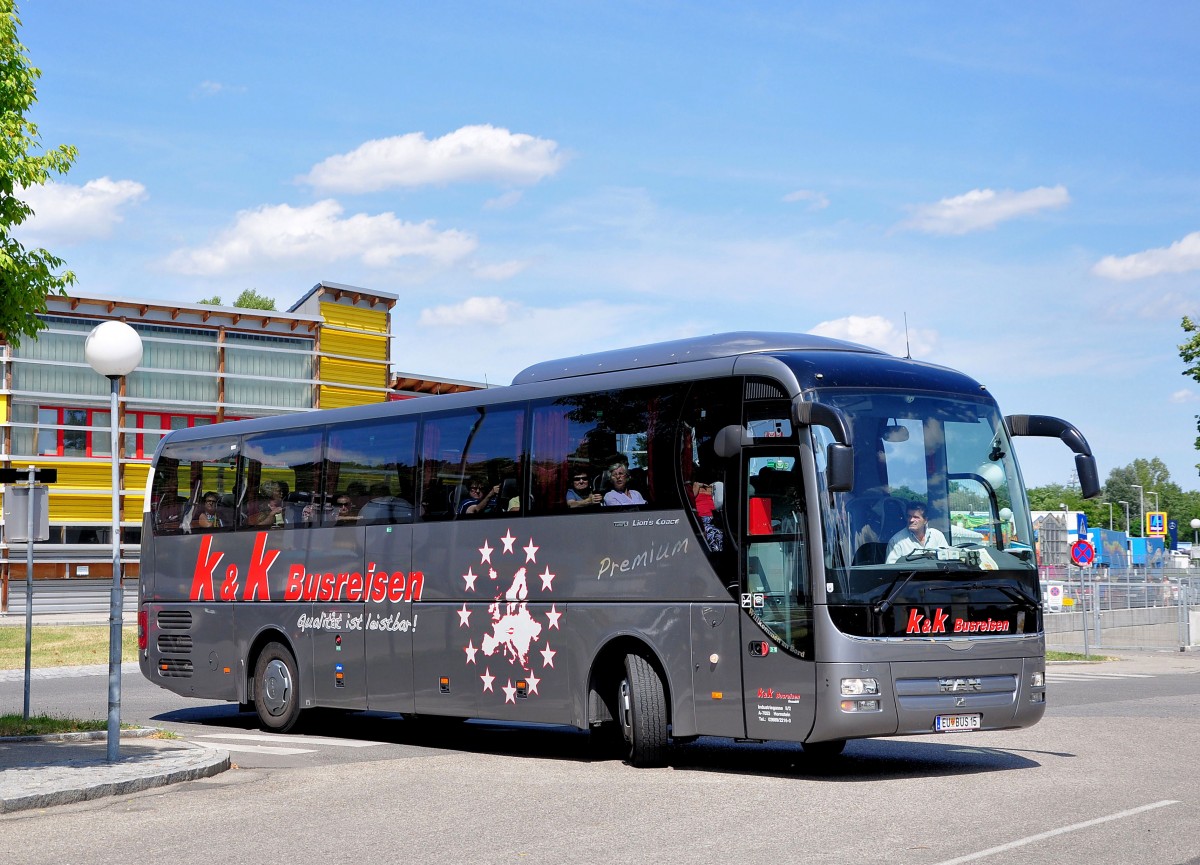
[1148, 491, 1159, 513]
[84, 320, 142, 763]
[1106, 501, 1113, 531]
[1060, 503, 1069, 569]
[1131, 484, 1144, 537]
[1119, 501, 1130, 534]
[1191, 517, 1200, 546]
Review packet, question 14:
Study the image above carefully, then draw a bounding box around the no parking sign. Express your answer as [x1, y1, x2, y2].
[1045, 581, 1064, 612]
[1070, 539, 1095, 567]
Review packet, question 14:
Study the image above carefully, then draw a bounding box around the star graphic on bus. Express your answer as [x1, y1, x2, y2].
[464, 530, 564, 703]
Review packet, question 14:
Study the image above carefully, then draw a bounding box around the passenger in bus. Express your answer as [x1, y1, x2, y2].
[692, 479, 723, 551]
[603, 463, 646, 507]
[333, 493, 358, 524]
[885, 501, 949, 563]
[194, 492, 223, 529]
[566, 471, 602, 509]
[459, 477, 500, 515]
[247, 481, 287, 527]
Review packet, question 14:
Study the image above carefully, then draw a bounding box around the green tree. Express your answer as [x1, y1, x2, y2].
[0, 1, 77, 347]
[1182, 316, 1200, 475]
[233, 289, 275, 310]
[196, 295, 222, 305]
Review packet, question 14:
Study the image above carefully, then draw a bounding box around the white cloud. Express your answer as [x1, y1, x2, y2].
[419, 296, 515, 327]
[302, 125, 565, 193]
[400, 298, 671, 384]
[471, 260, 529, 281]
[808, 314, 937, 358]
[898, 185, 1070, 235]
[1170, 388, 1199, 404]
[18, 177, 146, 242]
[484, 190, 524, 210]
[782, 189, 829, 210]
[163, 199, 476, 276]
[1092, 231, 1200, 281]
[191, 80, 245, 98]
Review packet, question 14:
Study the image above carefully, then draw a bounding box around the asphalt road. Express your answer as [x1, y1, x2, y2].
[2, 656, 1199, 865]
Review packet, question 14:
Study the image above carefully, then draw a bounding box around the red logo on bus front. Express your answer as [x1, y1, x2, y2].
[188, 532, 423, 604]
[905, 608, 1011, 635]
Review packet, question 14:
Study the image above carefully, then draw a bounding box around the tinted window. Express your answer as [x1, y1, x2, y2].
[420, 405, 526, 520]
[239, 428, 323, 531]
[151, 437, 238, 536]
[530, 385, 683, 514]
[325, 419, 417, 526]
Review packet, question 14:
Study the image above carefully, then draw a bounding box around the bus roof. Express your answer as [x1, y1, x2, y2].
[511, 331, 884, 385]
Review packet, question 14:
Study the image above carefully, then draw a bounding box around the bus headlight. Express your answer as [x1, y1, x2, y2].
[841, 678, 878, 696]
[1031, 672, 1044, 687]
[840, 699, 881, 712]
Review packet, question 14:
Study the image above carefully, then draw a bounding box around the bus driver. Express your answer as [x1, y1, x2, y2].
[885, 501, 949, 563]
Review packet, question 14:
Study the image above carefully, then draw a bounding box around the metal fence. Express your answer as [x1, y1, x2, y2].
[3, 579, 138, 617]
[1043, 566, 1200, 652]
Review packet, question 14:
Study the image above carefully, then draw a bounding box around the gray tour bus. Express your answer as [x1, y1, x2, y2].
[138, 332, 1099, 766]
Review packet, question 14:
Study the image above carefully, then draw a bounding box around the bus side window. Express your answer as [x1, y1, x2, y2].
[238, 429, 322, 531]
[326, 419, 417, 526]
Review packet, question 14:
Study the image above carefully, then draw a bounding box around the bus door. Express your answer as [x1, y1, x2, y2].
[739, 452, 817, 741]
[294, 519, 369, 711]
[360, 520, 418, 713]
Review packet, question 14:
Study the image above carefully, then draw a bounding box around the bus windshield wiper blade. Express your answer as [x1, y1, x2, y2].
[969, 581, 1041, 612]
[875, 571, 919, 615]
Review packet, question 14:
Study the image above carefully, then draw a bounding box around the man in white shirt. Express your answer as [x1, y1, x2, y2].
[885, 501, 949, 563]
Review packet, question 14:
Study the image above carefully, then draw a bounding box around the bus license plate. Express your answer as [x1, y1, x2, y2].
[935, 713, 981, 732]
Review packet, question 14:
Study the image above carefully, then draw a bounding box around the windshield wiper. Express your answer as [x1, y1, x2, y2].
[875, 570, 918, 615]
[967, 581, 1042, 613]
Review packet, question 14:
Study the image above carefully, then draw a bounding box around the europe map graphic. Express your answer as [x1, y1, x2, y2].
[458, 530, 562, 703]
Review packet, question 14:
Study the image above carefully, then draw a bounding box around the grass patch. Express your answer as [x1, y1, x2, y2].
[1046, 650, 1115, 662]
[0, 625, 138, 670]
[0, 713, 107, 737]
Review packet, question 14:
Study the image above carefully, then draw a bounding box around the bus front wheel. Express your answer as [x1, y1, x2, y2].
[253, 642, 301, 733]
[617, 654, 668, 767]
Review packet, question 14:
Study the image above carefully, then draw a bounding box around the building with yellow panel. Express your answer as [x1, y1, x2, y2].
[0, 282, 481, 610]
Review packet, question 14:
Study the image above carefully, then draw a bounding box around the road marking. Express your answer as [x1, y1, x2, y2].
[195, 733, 379, 748]
[929, 800, 1180, 865]
[197, 742, 317, 756]
[1046, 672, 1155, 681]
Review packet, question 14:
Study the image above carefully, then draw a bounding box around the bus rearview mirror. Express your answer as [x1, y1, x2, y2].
[714, 425, 751, 458]
[826, 444, 854, 492]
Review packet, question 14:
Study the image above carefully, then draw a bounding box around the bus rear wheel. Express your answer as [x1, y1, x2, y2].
[254, 642, 301, 733]
[617, 654, 668, 767]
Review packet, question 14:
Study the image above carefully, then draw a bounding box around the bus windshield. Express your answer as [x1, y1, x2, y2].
[812, 389, 1038, 626]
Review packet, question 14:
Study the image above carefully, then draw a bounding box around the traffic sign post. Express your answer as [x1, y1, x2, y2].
[1, 466, 57, 720]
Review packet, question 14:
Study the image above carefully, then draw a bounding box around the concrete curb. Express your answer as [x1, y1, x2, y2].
[0, 729, 231, 814]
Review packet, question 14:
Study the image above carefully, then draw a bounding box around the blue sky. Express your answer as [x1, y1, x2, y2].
[14, 2, 1200, 490]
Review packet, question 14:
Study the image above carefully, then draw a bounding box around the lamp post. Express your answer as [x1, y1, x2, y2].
[1131, 484, 1144, 537]
[1148, 491, 1159, 515]
[1106, 501, 1113, 531]
[1192, 518, 1200, 546]
[1119, 501, 1130, 534]
[84, 321, 143, 763]
[1060, 502, 1069, 569]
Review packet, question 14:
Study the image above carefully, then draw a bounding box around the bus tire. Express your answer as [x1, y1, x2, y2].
[617, 653, 668, 767]
[253, 642, 301, 733]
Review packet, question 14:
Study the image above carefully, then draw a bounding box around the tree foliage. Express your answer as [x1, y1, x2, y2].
[232, 289, 275, 310]
[195, 290, 277, 310]
[1029, 456, 1200, 543]
[1182, 316, 1200, 474]
[0, 1, 77, 348]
